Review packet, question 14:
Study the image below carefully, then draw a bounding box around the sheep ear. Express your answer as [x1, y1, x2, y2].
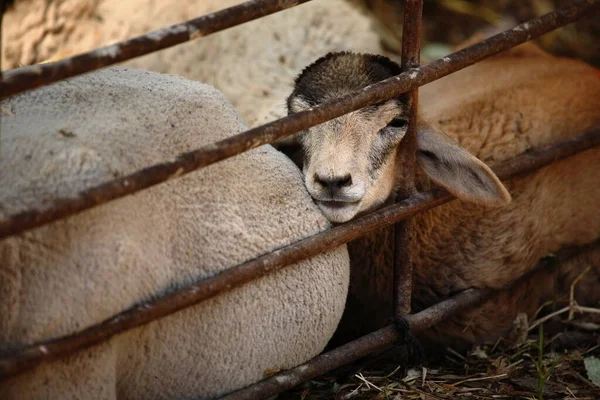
[416, 124, 511, 206]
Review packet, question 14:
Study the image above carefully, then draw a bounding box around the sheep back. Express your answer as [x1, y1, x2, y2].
[0, 67, 349, 399]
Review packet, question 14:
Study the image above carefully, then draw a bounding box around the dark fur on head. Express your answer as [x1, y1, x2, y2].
[286, 51, 412, 223]
[287, 51, 405, 112]
[286, 51, 510, 224]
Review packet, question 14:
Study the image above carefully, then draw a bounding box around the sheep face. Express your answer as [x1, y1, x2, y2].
[288, 52, 511, 223]
[289, 96, 409, 223]
[287, 52, 409, 223]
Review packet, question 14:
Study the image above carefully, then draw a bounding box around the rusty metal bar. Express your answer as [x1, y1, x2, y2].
[224, 237, 600, 400]
[1, 0, 598, 240]
[0, 0, 314, 99]
[492, 131, 600, 178]
[393, 0, 423, 318]
[1, 127, 598, 380]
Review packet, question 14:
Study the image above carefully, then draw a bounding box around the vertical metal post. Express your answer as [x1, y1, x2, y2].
[0, 0, 8, 153]
[393, 0, 422, 317]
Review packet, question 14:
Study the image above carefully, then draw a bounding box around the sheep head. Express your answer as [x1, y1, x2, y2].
[287, 52, 510, 223]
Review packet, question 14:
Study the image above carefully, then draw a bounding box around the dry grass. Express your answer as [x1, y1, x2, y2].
[280, 310, 600, 399]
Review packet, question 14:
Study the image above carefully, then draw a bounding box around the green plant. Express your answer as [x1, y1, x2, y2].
[528, 324, 562, 400]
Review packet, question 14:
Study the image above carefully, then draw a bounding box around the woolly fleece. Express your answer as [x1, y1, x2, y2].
[0, 67, 350, 399]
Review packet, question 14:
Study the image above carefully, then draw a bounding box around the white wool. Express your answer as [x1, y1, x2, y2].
[0, 68, 350, 399]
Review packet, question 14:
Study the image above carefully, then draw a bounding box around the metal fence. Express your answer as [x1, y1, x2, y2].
[1, 0, 599, 398]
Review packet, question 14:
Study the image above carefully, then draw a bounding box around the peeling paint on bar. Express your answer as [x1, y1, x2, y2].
[169, 168, 185, 180]
[274, 376, 291, 384]
[95, 45, 121, 59]
[146, 24, 190, 42]
[189, 28, 205, 40]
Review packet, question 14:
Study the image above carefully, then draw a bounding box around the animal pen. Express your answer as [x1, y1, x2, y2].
[1, 0, 599, 398]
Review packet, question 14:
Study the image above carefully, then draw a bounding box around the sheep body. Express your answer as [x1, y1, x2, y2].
[0, 67, 350, 399]
[414, 45, 600, 344]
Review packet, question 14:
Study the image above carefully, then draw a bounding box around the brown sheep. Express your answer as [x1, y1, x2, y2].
[285, 42, 600, 347]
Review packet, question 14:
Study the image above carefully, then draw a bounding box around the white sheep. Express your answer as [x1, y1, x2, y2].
[285, 42, 600, 347]
[0, 67, 349, 399]
[2, 0, 387, 126]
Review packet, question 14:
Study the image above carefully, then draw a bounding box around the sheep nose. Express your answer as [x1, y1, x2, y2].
[314, 173, 353, 190]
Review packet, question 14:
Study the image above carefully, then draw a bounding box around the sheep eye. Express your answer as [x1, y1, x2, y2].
[388, 117, 409, 129]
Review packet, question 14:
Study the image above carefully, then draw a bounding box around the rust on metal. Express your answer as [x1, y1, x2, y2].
[0, 0, 598, 240]
[393, 0, 423, 317]
[1, 127, 598, 380]
[0, 0, 314, 100]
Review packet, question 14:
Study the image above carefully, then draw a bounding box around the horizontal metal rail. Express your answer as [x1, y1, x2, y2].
[1, 126, 598, 380]
[224, 238, 600, 400]
[1, 0, 598, 240]
[0, 0, 314, 99]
